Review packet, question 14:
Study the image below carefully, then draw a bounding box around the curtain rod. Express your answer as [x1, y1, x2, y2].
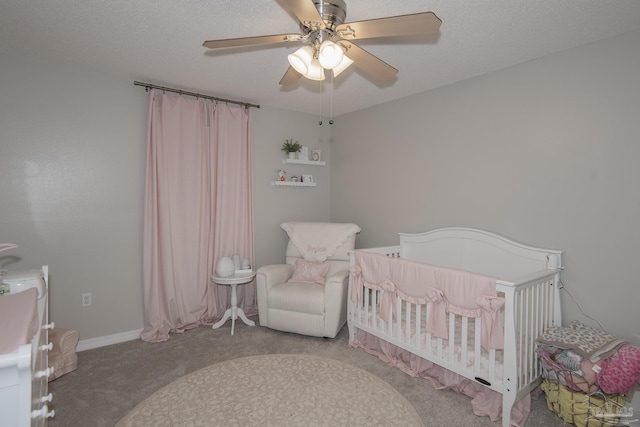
[134, 81, 260, 109]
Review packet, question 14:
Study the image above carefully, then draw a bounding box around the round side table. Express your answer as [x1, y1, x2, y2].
[211, 270, 256, 335]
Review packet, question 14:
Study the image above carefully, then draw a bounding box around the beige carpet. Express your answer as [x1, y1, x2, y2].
[115, 353, 423, 426]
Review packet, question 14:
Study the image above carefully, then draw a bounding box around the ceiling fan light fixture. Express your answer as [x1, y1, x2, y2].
[318, 40, 344, 69]
[288, 46, 314, 75]
[332, 54, 354, 77]
[304, 58, 325, 81]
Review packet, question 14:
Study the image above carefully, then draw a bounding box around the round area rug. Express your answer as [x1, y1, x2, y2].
[116, 353, 423, 426]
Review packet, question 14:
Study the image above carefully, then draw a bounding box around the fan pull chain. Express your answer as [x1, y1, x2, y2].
[318, 79, 323, 125]
[329, 73, 334, 125]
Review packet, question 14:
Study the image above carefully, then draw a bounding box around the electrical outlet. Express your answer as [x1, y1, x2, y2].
[82, 293, 92, 307]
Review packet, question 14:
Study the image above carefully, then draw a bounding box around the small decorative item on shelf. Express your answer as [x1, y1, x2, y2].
[311, 149, 321, 162]
[298, 146, 309, 161]
[301, 174, 314, 183]
[281, 139, 302, 159]
[278, 170, 287, 181]
[291, 175, 299, 182]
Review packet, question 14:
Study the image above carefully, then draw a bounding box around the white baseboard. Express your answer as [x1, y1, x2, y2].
[76, 328, 143, 352]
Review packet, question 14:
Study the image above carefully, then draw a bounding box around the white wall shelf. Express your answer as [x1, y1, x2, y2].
[271, 181, 316, 187]
[282, 159, 326, 166]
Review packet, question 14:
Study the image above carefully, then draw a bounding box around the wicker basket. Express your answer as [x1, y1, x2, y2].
[541, 379, 628, 427]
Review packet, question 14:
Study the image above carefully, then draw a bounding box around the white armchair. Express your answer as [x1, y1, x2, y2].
[256, 222, 360, 338]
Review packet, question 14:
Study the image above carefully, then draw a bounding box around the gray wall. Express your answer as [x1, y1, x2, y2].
[253, 108, 332, 268]
[3, 29, 639, 346]
[0, 55, 331, 342]
[331, 30, 640, 344]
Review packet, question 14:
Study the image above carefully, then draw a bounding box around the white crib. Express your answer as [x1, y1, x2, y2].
[347, 227, 562, 427]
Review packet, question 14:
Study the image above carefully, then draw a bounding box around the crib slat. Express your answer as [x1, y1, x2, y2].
[474, 317, 482, 375]
[359, 284, 365, 322]
[517, 289, 524, 385]
[415, 304, 422, 349]
[405, 300, 411, 345]
[386, 291, 393, 335]
[448, 312, 455, 363]
[518, 287, 525, 385]
[543, 280, 551, 328]
[426, 304, 432, 353]
[364, 287, 370, 326]
[524, 286, 531, 385]
[531, 284, 541, 382]
[395, 294, 402, 338]
[461, 317, 468, 369]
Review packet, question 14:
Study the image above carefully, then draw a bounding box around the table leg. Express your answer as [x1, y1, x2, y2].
[237, 309, 255, 326]
[212, 308, 231, 330]
[211, 282, 255, 334]
[230, 284, 237, 335]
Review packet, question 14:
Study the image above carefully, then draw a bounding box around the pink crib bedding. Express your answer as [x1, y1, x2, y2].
[351, 251, 505, 350]
[352, 329, 532, 426]
[349, 250, 533, 426]
[353, 306, 505, 380]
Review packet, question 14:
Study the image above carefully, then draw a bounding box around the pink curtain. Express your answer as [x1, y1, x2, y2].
[141, 91, 255, 342]
[209, 104, 256, 318]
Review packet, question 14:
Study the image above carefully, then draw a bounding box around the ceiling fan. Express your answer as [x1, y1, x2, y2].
[203, 0, 441, 85]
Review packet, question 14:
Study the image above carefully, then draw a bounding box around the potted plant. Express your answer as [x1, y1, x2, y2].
[281, 139, 302, 159]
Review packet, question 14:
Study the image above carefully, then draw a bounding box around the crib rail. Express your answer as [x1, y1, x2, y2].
[497, 269, 562, 417]
[355, 246, 402, 258]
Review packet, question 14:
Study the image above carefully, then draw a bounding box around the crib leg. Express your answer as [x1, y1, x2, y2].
[347, 307, 354, 344]
[502, 393, 516, 427]
[502, 404, 511, 427]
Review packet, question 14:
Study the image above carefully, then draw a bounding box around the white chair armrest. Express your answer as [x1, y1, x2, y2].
[256, 264, 294, 327]
[324, 269, 349, 302]
[325, 270, 349, 288]
[256, 264, 294, 291]
[323, 269, 350, 337]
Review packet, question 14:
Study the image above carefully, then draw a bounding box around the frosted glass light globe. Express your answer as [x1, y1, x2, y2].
[288, 46, 314, 75]
[318, 40, 344, 69]
[332, 55, 354, 77]
[215, 257, 235, 277]
[305, 58, 325, 81]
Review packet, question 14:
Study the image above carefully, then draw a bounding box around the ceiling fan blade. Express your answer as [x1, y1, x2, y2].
[335, 12, 441, 40]
[276, 0, 325, 29]
[279, 66, 303, 85]
[203, 33, 302, 49]
[340, 41, 398, 82]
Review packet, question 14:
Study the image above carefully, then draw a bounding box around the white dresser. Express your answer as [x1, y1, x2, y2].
[0, 266, 54, 426]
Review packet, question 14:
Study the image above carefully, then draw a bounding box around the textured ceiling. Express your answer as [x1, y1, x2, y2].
[2, 0, 640, 117]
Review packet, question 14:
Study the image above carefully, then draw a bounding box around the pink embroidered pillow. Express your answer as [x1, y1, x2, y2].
[288, 259, 330, 285]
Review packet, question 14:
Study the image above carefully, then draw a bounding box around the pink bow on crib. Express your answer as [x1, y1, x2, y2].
[349, 266, 362, 302]
[424, 288, 448, 339]
[476, 295, 506, 350]
[378, 279, 401, 322]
